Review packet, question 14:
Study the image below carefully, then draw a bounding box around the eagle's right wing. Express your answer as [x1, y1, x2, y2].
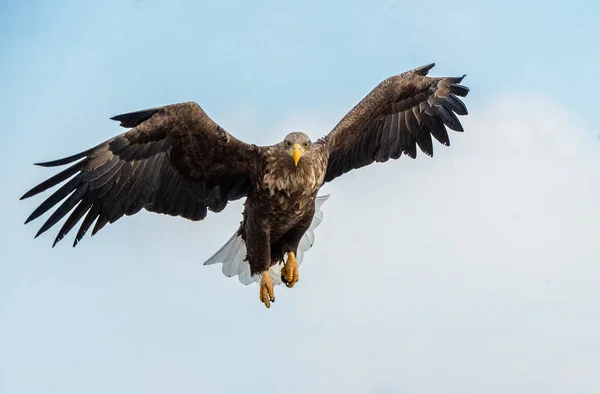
[21, 101, 260, 247]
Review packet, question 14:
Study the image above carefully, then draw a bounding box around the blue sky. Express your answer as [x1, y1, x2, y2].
[1, 1, 599, 393]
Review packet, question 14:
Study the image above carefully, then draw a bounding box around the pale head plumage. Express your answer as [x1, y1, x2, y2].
[280, 131, 312, 167]
[282, 131, 312, 147]
[261, 131, 327, 198]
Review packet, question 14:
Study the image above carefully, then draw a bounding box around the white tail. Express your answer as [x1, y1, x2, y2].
[203, 194, 330, 285]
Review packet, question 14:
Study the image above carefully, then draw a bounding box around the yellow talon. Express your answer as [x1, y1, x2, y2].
[259, 270, 275, 308]
[281, 252, 299, 288]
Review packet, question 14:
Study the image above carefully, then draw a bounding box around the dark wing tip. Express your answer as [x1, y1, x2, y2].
[21, 184, 45, 201]
[451, 84, 470, 97]
[455, 74, 467, 84]
[412, 63, 436, 76]
[110, 107, 161, 128]
[33, 152, 89, 168]
[52, 234, 65, 248]
[21, 185, 46, 201]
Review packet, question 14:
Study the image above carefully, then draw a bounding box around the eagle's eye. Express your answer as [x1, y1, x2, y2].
[284, 141, 291, 148]
[303, 142, 309, 149]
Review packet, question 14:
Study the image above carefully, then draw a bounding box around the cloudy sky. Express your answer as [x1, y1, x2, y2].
[1, 0, 599, 393]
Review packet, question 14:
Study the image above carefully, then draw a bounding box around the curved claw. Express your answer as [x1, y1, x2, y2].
[259, 271, 275, 308]
[281, 252, 299, 288]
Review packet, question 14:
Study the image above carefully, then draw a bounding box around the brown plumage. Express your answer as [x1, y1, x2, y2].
[21, 63, 470, 308]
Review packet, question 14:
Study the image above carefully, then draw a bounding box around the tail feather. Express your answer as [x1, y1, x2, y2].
[203, 194, 330, 285]
[221, 236, 245, 277]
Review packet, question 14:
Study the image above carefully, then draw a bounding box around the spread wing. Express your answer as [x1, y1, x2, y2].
[21, 101, 260, 247]
[318, 63, 470, 183]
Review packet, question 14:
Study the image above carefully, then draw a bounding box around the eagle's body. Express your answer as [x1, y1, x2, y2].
[251, 134, 328, 262]
[21, 63, 471, 307]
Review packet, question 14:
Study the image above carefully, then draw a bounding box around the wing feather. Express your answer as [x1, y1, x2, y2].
[74, 202, 101, 246]
[319, 64, 469, 182]
[22, 101, 259, 247]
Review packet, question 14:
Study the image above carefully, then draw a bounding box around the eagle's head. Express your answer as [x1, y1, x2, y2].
[262, 131, 325, 196]
[280, 132, 312, 167]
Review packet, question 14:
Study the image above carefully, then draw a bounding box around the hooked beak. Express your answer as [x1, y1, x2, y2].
[290, 143, 305, 166]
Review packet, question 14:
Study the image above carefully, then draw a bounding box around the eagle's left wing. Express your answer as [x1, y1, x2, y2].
[317, 63, 470, 183]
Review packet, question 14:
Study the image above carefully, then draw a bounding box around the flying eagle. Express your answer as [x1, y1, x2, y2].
[21, 63, 470, 308]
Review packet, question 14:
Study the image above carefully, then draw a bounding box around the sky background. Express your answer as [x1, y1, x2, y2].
[1, 0, 599, 393]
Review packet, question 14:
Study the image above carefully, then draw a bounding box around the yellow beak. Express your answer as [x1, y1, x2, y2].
[291, 143, 305, 166]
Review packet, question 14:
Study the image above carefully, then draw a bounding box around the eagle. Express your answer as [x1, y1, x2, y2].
[21, 63, 470, 308]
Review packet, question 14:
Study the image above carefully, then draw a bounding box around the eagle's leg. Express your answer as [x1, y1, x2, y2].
[243, 210, 274, 308]
[281, 252, 299, 288]
[279, 212, 313, 288]
[259, 270, 275, 308]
